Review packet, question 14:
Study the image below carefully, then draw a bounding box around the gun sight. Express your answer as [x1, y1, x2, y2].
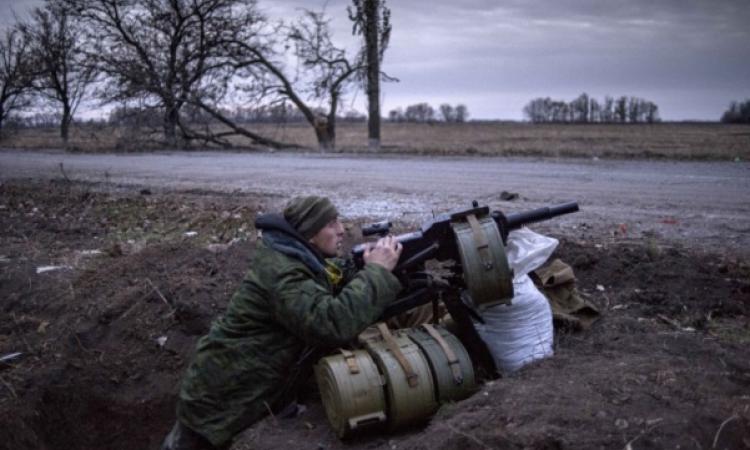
[361, 220, 392, 237]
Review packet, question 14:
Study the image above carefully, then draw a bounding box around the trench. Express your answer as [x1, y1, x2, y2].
[3, 383, 173, 450]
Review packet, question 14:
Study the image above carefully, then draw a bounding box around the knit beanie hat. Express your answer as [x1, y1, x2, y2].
[283, 196, 339, 239]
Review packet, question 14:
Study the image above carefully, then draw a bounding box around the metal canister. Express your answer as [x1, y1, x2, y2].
[406, 324, 477, 403]
[451, 213, 514, 309]
[363, 330, 438, 430]
[315, 349, 387, 438]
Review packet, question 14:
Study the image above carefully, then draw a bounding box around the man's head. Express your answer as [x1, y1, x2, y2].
[284, 196, 343, 257]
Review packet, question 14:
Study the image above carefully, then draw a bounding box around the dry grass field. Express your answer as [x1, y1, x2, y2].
[2, 121, 749, 159]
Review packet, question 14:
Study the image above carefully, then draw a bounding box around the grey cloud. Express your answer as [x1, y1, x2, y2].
[0, 0, 43, 29]
[379, 0, 749, 118]
[2, 0, 748, 120]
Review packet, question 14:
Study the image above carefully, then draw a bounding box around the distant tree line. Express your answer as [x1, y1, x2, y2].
[720, 99, 750, 124]
[523, 93, 660, 124]
[388, 103, 469, 123]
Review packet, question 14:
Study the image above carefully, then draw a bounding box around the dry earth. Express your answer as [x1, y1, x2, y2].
[0, 152, 749, 449]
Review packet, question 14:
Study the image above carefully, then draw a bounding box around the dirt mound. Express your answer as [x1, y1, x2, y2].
[1, 180, 748, 450]
[1, 180, 256, 449]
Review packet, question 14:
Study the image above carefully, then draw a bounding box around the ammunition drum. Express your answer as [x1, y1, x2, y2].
[316, 325, 476, 438]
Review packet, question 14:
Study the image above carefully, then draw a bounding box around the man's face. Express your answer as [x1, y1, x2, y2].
[309, 218, 345, 257]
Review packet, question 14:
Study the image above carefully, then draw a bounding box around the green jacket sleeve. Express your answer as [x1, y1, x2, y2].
[272, 262, 402, 347]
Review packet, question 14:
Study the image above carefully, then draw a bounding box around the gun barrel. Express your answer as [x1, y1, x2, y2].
[501, 201, 579, 231]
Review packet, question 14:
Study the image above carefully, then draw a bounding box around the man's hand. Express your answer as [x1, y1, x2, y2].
[363, 235, 403, 272]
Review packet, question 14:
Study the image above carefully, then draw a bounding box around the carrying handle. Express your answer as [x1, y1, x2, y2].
[466, 214, 494, 270]
[422, 323, 464, 385]
[339, 349, 360, 375]
[348, 411, 386, 430]
[376, 323, 419, 387]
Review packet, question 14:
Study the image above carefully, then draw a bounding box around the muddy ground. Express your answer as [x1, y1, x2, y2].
[1, 179, 748, 450]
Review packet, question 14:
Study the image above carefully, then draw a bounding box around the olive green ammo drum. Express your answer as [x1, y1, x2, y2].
[316, 323, 476, 438]
[451, 212, 514, 309]
[362, 324, 438, 430]
[405, 324, 477, 403]
[314, 349, 387, 438]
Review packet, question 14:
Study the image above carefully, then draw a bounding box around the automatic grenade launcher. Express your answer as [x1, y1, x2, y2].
[351, 201, 579, 373]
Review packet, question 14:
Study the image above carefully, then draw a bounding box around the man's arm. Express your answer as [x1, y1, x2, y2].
[272, 263, 402, 346]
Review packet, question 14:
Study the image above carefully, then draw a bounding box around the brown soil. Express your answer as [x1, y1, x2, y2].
[1, 179, 748, 450]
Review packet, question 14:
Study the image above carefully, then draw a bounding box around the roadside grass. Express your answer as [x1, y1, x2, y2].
[2, 121, 749, 160]
[90, 193, 257, 248]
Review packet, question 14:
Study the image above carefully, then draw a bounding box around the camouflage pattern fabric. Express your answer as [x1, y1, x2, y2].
[176, 238, 401, 447]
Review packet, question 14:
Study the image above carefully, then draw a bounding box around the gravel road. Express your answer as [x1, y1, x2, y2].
[2, 150, 749, 254]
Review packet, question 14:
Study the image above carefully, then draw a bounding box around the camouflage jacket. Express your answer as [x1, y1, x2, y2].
[176, 216, 401, 447]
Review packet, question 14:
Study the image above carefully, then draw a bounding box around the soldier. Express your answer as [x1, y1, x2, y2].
[163, 196, 403, 450]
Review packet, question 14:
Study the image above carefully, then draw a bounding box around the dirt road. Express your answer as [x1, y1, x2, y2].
[1, 150, 749, 254]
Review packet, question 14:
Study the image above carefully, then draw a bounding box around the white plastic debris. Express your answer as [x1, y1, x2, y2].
[78, 249, 103, 256]
[0, 352, 23, 363]
[596, 284, 605, 291]
[473, 228, 558, 374]
[184, 231, 198, 237]
[36, 265, 72, 274]
[156, 336, 168, 347]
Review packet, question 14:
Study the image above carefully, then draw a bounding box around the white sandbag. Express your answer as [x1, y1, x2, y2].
[505, 228, 559, 280]
[474, 228, 558, 374]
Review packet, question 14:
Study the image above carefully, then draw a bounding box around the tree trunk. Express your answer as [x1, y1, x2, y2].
[60, 103, 71, 144]
[365, 0, 380, 151]
[163, 104, 179, 147]
[314, 116, 335, 152]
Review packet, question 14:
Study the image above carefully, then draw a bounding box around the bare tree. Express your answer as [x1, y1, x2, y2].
[439, 103, 469, 123]
[570, 93, 589, 123]
[388, 107, 404, 122]
[439, 103, 454, 122]
[20, 1, 94, 144]
[58, 0, 382, 150]
[404, 102, 434, 122]
[614, 96, 628, 123]
[349, 0, 392, 150]
[589, 98, 601, 123]
[721, 99, 750, 123]
[601, 96, 614, 123]
[645, 101, 660, 123]
[627, 96, 641, 123]
[61, 0, 270, 148]
[523, 97, 549, 123]
[282, 11, 363, 151]
[454, 104, 468, 123]
[205, 9, 368, 151]
[0, 28, 33, 139]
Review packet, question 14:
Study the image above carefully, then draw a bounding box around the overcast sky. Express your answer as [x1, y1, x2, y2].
[2, 0, 749, 120]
